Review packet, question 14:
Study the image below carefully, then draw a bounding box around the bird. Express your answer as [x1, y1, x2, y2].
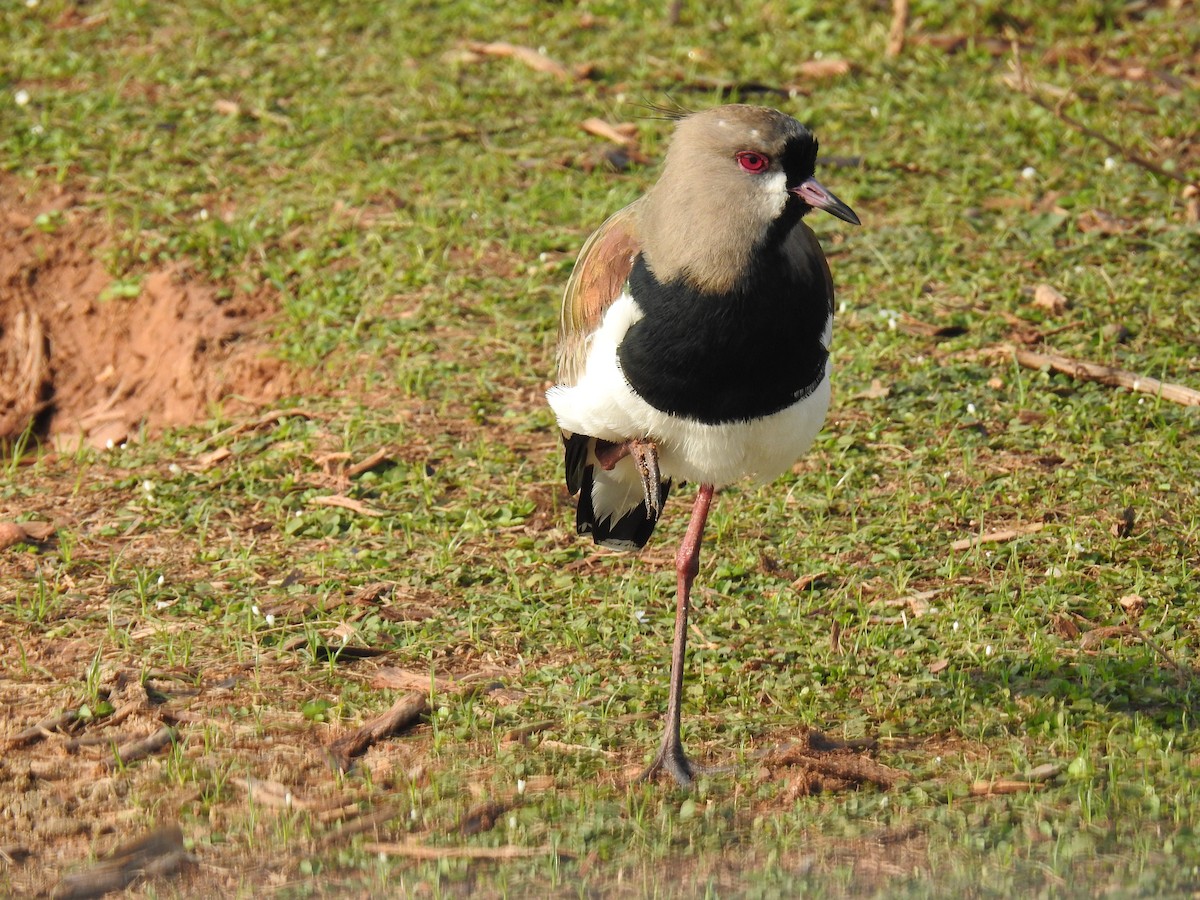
[547, 104, 860, 787]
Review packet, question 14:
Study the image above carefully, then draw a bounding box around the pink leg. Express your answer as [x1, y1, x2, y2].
[640, 483, 715, 787]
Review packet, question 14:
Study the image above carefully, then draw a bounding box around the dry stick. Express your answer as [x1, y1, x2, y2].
[103, 726, 177, 770]
[363, 841, 558, 860]
[1015, 348, 1200, 407]
[7, 709, 78, 748]
[1007, 43, 1197, 189]
[328, 692, 429, 772]
[886, 0, 909, 58]
[52, 824, 187, 900]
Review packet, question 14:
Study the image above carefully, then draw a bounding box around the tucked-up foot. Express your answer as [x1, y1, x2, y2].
[627, 439, 661, 518]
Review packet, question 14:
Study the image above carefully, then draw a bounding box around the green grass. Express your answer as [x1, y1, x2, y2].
[2, 0, 1200, 896]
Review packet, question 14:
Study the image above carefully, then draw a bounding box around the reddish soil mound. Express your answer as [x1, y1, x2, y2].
[0, 178, 292, 449]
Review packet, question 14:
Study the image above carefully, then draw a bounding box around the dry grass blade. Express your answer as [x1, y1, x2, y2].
[363, 840, 559, 860]
[1015, 348, 1200, 407]
[309, 494, 385, 517]
[970, 779, 1045, 796]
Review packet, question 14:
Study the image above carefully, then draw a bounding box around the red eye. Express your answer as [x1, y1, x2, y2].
[735, 151, 770, 174]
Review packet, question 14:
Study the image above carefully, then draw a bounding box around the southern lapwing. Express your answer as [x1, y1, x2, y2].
[547, 104, 860, 787]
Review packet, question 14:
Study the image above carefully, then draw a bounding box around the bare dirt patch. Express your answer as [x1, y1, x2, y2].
[0, 177, 292, 450]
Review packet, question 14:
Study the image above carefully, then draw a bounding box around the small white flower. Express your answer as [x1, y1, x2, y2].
[197, 208, 209, 221]
[508, 816, 517, 829]
[251, 604, 261, 616]
[26, 0, 39, 8]
[155, 600, 171, 610]
[14, 90, 30, 107]
[29, 124, 44, 136]
[952, 620, 960, 632]
[157, 574, 165, 586]
[869, 106, 879, 118]
[105, 439, 115, 450]
[634, 609, 648, 625]
[141, 479, 154, 494]
[1021, 166, 1037, 180]
[409, 808, 418, 820]
[966, 403, 976, 415]
[1104, 157, 1117, 171]
[265, 613, 275, 626]
[168, 463, 182, 475]
[985, 645, 994, 656]
[516, 778, 527, 795]
[119, 442, 128, 449]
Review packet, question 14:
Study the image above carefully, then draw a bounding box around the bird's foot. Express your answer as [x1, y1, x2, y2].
[628, 439, 661, 518]
[594, 438, 662, 518]
[639, 738, 696, 788]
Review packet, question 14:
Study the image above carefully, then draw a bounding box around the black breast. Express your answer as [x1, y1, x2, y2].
[616, 223, 833, 425]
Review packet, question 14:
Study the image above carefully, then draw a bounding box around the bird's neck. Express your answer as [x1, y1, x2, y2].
[637, 194, 801, 296]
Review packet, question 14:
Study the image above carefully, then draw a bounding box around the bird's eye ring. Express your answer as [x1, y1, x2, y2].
[735, 151, 770, 174]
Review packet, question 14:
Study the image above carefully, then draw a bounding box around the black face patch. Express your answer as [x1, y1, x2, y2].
[617, 218, 832, 425]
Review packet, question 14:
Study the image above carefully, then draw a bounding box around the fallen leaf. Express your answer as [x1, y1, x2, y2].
[1118, 594, 1146, 618]
[928, 658, 949, 674]
[856, 379, 891, 400]
[580, 118, 637, 146]
[0, 520, 55, 549]
[797, 58, 851, 78]
[1076, 208, 1131, 234]
[1051, 614, 1081, 640]
[1031, 283, 1070, 315]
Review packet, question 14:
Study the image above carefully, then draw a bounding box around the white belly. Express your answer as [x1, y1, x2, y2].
[547, 293, 832, 489]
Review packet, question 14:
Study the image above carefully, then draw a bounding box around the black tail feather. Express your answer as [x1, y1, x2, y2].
[575, 463, 671, 551]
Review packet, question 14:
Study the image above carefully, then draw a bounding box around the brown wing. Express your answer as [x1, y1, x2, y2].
[556, 200, 644, 387]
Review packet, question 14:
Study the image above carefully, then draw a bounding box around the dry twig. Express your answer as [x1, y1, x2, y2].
[103, 726, 177, 770]
[1015, 348, 1200, 407]
[328, 692, 429, 772]
[886, 0, 909, 58]
[951, 523, 1044, 551]
[1005, 43, 1197, 189]
[52, 824, 188, 899]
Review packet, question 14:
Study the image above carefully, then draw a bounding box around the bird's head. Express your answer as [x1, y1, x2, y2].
[640, 104, 859, 293]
